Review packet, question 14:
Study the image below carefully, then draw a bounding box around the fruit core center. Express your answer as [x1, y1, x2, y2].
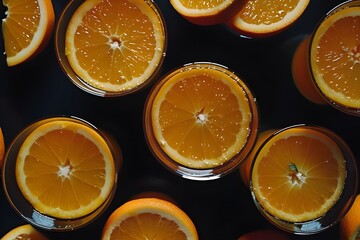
[108, 37, 122, 49]
[195, 107, 207, 124]
[58, 159, 73, 179]
[288, 163, 306, 186]
[344, 44, 360, 64]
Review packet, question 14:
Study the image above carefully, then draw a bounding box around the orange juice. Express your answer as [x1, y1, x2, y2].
[144, 62, 258, 180]
[56, 0, 167, 97]
[292, 1, 360, 116]
[2, 116, 121, 231]
[250, 125, 358, 234]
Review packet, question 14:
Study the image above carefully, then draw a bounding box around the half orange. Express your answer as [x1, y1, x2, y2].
[2, 0, 55, 66]
[101, 198, 198, 240]
[340, 194, 360, 240]
[1, 224, 48, 240]
[226, 0, 310, 37]
[169, 0, 243, 25]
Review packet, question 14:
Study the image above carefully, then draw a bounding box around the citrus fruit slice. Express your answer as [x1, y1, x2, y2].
[101, 198, 198, 240]
[169, 0, 243, 25]
[15, 119, 116, 219]
[0, 127, 5, 169]
[251, 127, 346, 223]
[2, 0, 55, 66]
[1, 224, 48, 240]
[65, 0, 166, 93]
[310, 5, 360, 109]
[226, 0, 310, 37]
[150, 63, 256, 169]
[340, 194, 360, 240]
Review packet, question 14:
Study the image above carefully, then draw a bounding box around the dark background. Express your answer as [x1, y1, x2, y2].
[0, 0, 359, 239]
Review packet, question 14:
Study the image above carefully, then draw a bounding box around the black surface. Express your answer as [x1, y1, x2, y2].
[0, 0, 359, 239]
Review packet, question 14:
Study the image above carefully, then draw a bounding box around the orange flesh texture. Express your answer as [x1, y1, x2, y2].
[170, 0, 244, 25]
[102, 198, 198, 240]
[16, 120, 115, 218]
[239, 1, 300, 24]
[310, 7, 360, 108]
[109, 213, 188, 239]
[1, 224, 49, 240]
[292, 36, 327, 104]
[66, 0, 165, 89]
[228, 0, 309, 37]
[240, 129, 276, 187]
[2, 0, 40, 58]
[153, 67, 252, 168]
[340, 194, 360, 240]
[2, 0, 54, 65]
[252, 127, 346, 222]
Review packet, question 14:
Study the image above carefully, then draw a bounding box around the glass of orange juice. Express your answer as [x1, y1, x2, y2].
[2, 116, 121, 231]
[143, 62, 259, 180]
[55, 0, 167, 97]
[249, 124, 358, 234]
[292, 0, 360, 116]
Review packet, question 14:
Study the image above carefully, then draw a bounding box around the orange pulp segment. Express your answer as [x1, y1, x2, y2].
[2, 0, 55, 66]
[310, 6, 360, 109]
[340, 194, 360, 240]
[15, 119, 116, 219]
[0, 127, 4, 169]
[1, 224, 48, 240]
[251, 127, 346, 223]
[226, 0, 310, 37]
[101, 198, 198, 240]
[151, 63, 255, 169]
[65, 0, 166, 93]
[169, 0, 243, 25]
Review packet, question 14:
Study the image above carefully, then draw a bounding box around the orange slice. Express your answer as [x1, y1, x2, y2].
[15, 119, 116, 219]
[310, 6, 360, 109]
[169, 0, 243, 25]
[1, 224, 48, 240]
[2, 0, 55, 66]
[252, 127, 346, 222]
[151, 63, 255, 169]
[226, 0, 310, 37]
[101, 198, 198, 240]
[0, 127, 5, 169]
[340, 194, 360, 240]
[65, 0, 166, 93]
